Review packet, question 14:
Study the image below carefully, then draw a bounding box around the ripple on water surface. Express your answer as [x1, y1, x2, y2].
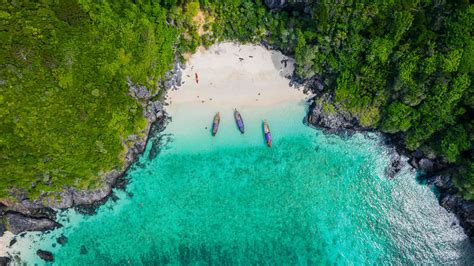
[25, 129, 471, 265]
[7, 43, 473, 264]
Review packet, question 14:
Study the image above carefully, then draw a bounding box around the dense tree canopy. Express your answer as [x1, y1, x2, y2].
[0, 0, 177, 199]
[1, 0, 473, 200]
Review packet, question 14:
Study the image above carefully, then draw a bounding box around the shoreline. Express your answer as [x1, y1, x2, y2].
[1, 41, 472, 261]
[305, 91, 474, 240]
[0, 42, 301, 259]
[0, 59, 179, 259]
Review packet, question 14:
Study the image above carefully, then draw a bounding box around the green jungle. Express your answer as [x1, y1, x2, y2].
[1, 0, 473, 201]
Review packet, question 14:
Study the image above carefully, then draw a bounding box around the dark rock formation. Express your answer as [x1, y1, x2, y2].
[36, 250, 54, 262]
[56, 234, 68, 245]
[161, 60, 184, 90]
[6, 213, 60, 234]
[80, 245, 88, 255]
[0, 257, 11, 266]
[0, 219, 5, 237]
[9, 238, 16, 247]
[409, 155, 446, 176]
[306, 94, 360, 132]
[419, 158, 435, 173]
[148, 118, 172, 160]
[429, 174, 474, 239]
[386, 153, 403, 179]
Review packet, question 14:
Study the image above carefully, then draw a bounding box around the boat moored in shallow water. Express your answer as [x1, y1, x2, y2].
[263, 120, 272, 147]
[234, 109, 245, 134]
[212, 112, 220, 136]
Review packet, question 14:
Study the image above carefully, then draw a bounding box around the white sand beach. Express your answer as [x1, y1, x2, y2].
[166, 42, 308, 108]
[165, 42, 312, 153]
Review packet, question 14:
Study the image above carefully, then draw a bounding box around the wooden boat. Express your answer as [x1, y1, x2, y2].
[263, 120, 272, 147]
[212, 112, 220, 136]
[234, 109, 245, 134]
[195, 73, 199, 84]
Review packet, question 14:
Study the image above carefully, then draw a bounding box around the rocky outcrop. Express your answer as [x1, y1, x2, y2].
[0, 257, 11, 266]
[5, 213, 60, 235]
[306, 91, 473, 239]
[386, 152, 403, 179]
[0, 60, 180, 236]
[161, 60, 184, 90]
[36, 250, 54, 262]
[0, 217, 5, 236]
[425, 174, 474, 239]
[408, 153, 446, 175]
[56, 234, 68, 245]
[306, 93, 361, 132]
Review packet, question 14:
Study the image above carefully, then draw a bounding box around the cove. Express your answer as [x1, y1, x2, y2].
[5, 43, 473, 264]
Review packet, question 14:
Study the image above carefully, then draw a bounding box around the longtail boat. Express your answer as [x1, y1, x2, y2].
[234, 109, 245, 134]
[212, 112, 220, 136]
[195, 73, 199, 84]
[263, 120, 272, 147]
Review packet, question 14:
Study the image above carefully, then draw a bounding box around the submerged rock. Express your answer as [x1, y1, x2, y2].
[36, 250, 54, 262]
[0, 257, 11, 266]
[80, 245, 88, 255]
[6, 213, 60, 234]
[56, 234, 68, 245]
[9, 238, 16, 247]
[386, 153, 403, 179]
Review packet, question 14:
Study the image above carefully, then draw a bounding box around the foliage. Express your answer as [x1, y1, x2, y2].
[0, 0, 177, 199]
[1, 0, 473, 200]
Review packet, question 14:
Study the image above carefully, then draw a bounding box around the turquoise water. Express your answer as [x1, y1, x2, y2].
[9, 101, 474, 265]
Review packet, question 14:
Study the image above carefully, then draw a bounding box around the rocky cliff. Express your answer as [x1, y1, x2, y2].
[0, 61, 183, 238]
[305, 89, 474, 240]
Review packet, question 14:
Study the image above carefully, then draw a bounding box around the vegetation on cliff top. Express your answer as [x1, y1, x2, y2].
[0, 0, 177, 199]
[1, 0, 473, 200]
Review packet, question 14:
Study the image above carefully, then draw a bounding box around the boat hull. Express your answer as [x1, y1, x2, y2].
[263, 120, 272, 148]
[234, 110, 245, 134]
[212, 112, 220, 136]
[212, 123, 219, 136]
[265, 132, 272, 147]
